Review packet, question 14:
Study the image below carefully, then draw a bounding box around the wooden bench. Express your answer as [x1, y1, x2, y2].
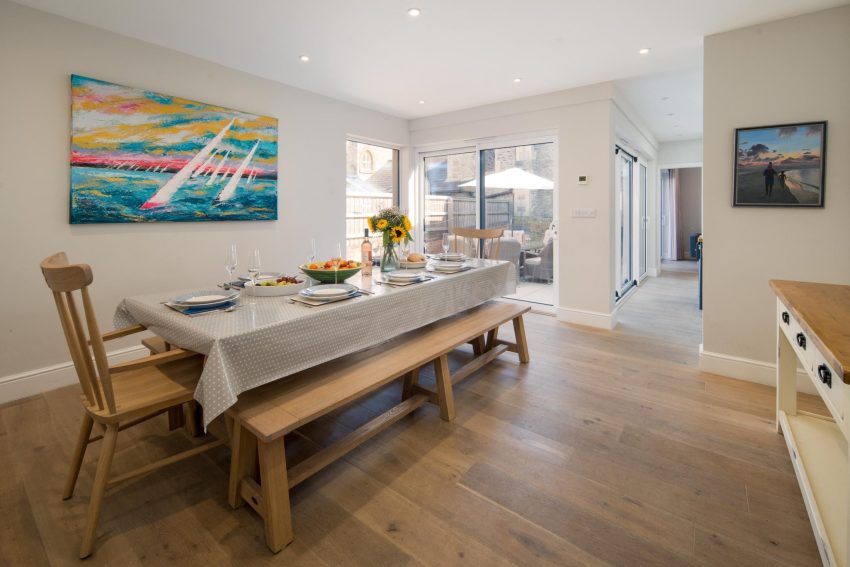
[226, 300, 530, 552]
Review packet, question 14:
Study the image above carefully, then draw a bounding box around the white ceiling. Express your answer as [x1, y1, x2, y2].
[616, 68, 703, 142]
[14, 0, 848, 141]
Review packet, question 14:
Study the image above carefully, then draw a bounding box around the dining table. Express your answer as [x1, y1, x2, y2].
[114, 259, 515, 428]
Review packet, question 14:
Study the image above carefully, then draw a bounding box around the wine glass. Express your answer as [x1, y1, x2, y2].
[442, 232, 450, 257]
[224, 244, 237, 289]
[248, 249, 261, 288]
[333, 242, 342, 284]
[308, 237, 317, 266]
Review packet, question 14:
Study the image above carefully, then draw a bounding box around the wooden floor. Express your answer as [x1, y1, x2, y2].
[1, 268, 824, 566]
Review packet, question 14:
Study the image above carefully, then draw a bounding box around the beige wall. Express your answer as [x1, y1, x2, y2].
[409, 84, 657, 327]
[702, 6, 850, 372]
[677, 167, 702, 259]
[0, 1, 408, 387]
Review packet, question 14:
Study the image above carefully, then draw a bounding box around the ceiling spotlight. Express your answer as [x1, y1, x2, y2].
[513, 78, 522, 83]
[661, 96, 670, 101]
[666, 113, 674, 117]
[673, 124, 680, 128]
[408, 7, 421, 16]
[418, 100, 425, 104]
[299, 55, 310, 62]
[639, 47, 651, 55]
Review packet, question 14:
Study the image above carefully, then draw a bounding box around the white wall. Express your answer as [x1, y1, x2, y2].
[701, 5, 850, 386]
[0, 1, 408, 396]
[409, 83, 657, 328]
[658, 139, 703, 167]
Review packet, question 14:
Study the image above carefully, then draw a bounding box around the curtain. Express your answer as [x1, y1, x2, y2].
[661, 169, 680, 260]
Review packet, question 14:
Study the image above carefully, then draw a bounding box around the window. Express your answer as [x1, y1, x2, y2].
[422, 151, 477, 253]
[358, 150, 374, 174]
[346, 140, 398, 259]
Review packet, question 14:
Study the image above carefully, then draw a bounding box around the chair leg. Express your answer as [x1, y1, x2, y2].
[402, 368, 420, 401]
[433, 355, 456, 422]
[63, 413, 94, 500]
[80, 422, 119, 559]
[512, 315, 530, 363]
[258, 437, 293, 553]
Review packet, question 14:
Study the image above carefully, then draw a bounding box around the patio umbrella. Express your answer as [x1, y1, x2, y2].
[459, 167, 553, 189]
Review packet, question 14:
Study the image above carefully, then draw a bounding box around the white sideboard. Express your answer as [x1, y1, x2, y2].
[772, 280, 850, 567]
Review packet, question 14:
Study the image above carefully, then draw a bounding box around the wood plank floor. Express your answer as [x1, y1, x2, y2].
[1, 268, 824, 566]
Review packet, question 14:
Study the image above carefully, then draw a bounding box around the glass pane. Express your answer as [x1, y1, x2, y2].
[346, 141, 397, 260]
[639, 163, 647, 276]
[481, 142, 555, 305]
[615, 153, 633, 295]
[422, 151, 477, 254]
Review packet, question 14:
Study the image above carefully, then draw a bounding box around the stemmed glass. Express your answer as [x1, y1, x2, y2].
[333, 242, 342, 284]
[442, 233, 451, 257]
[248, 248, 261, 285]
[224, 244, 238, 290]
[308, 238, 317, 265]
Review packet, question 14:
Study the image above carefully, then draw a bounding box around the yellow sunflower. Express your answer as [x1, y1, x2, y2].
[376, 218, 389, 230]
[402, 215, 412, 231]
[367, 217, 375, 232]
[390, 225, 407, 243]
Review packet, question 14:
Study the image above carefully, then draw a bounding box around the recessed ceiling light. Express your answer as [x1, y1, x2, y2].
[418, 100, 425, 104]
[673, 124, 680, 128]
[407, 7, 421, 16]
[661, 96, 670, 101]
[639, 47, 651, 55]
[513, 78, 522, 83]
[299, 55, 310, 62]
[666, 113, 674, 117]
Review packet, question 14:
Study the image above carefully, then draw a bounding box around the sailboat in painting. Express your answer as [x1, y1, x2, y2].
[70, 75, 278, 223]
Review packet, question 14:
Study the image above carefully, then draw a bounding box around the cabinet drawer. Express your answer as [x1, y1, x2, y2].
[778, 300, 814, 371]
[813, 351, 845, 423]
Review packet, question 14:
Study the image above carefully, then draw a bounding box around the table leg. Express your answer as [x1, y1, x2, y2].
[776, 327, 797, 433]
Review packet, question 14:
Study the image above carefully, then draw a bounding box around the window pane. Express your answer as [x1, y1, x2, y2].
[423, 151, 476, 253]
[346, 141, 397, 260]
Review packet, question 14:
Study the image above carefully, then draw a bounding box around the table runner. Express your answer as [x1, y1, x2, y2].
[114, 259, 513, 427]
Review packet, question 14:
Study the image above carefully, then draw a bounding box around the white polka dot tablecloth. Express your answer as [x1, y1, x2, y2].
[113, 259, 514, 428]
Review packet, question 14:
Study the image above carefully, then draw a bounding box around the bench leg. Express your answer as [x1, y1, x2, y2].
[229, 419, 258, 509]
[258, 437, 293, 553]
[471, 335, 486, 356]
[433, 355, 456, 422]
[512, 315, 530, 363]
[485, 327, 499, 351]
[402, 368, 420, 401]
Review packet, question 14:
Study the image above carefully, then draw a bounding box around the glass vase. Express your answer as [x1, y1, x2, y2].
[381, 241, 400, 272]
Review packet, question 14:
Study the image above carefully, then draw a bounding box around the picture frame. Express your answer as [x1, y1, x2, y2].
[733, 121, 826, 207]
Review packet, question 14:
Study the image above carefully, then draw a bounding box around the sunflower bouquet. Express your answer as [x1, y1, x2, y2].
[367, 206, 413, 272]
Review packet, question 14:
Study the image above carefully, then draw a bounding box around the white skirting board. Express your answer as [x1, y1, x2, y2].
[556, 306, 617, 330]
[0, 345, 149, 405]
[699, 345, 817, 395]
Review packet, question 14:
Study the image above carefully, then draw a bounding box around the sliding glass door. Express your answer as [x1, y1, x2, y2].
[615, 149, 634, 299]
[639, 163, 648, 278]
[420, 140, 556, 306]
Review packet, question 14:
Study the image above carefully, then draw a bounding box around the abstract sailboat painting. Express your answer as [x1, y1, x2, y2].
[70, 75, 278, 223]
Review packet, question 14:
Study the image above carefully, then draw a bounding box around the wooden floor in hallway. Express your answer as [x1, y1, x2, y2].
[0, 268, 824, 566]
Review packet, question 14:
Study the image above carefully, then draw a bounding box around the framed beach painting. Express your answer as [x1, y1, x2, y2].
[70, 75, 278, 223]
[733, 121, 826, 207]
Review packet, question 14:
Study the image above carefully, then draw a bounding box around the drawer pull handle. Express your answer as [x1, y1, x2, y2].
[781, 311, 790, 325]
[818, 364, 832, 389]
[796, 333, 807, 350]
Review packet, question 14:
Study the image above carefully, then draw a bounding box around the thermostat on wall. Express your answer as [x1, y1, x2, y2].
[578, 175, 588, 185]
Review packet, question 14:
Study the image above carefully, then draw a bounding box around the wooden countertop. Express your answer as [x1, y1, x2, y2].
[771, 280, 850, 383]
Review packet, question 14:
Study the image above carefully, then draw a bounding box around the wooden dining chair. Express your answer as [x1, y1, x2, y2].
[40, 252, 224, 558]
[451, 227, 504, 259]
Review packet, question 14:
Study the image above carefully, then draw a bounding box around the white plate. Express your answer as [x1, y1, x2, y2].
[387, 270, 423, 281]
[238, 271, 281, 281]
[244, 280, 306, 297]
[302, 283, 357, 298]
[172, 290, 239, 306]
[435, 262, 466, 270]
[434, 253, 465, 261]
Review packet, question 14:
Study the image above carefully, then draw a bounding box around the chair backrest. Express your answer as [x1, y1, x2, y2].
[40, 252, 116, 414]
[451, 228, 504, 259]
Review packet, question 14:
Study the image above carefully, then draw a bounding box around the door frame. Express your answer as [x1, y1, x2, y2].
[415, 132, 560, 306]
[656, 160, 702, 273]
